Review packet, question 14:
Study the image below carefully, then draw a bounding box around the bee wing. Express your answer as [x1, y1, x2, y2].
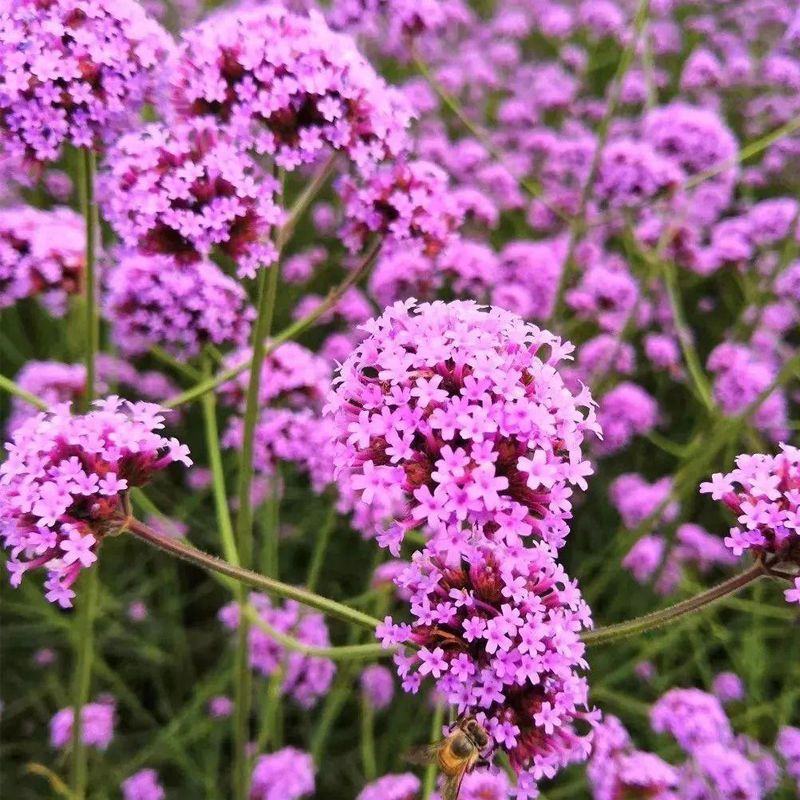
[404, 741, 445, 766]
[441, 763, 469, 800]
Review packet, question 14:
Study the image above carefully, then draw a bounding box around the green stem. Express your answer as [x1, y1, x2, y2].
[200, 356, 239, 566]
[69, 568, 99, 799]
[310, 669, 356, 763]
[164, 238, 382, 410]
[662, 258, 715, 412]
[278, 154, 338, 250]
[126, 518, 382, 632]
[79, 148, 99, 409]
[70, 146, 100, 800]
[0, 373, 48, 410]
[422, 704, 445, 800]
[306, 503, 337, 592]
[151, 346, 201, 381]
[233, 252, 281, 800]
[360, 695, 377, 781]
[582, 562, 766, 646]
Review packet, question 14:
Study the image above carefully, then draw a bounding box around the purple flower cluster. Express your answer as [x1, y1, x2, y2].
[0, 398, 191, 607]
[104, 252, 254, 358]
[337, 160, 462, 256]
[360, 664, 394, 710]
[327, 300, 599, 554]
[102, 118, 283, 279]
[122, 769, 165, 800]
[219, 594, 336, 708]
[170, 5, 411, 172]
[777, 727, 800, 794]
[378, 538, 595, 797]
[650, 688, 732, 753]
[0, 0, 172, 163]
[250, 747, 315, 800]
[596, 382, 659, 456]
[0, 206, 84, 315]
[50, 698, 116, 750]
[700, 444, 800, 581]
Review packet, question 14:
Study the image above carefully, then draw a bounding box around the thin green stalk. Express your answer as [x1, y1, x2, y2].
[278, 153, 338, 249]
[661, 258, 715, 412]
[233, 251, 281, 800]
[151, 346, 201, 381]
[310, 669, 356, 763]
[79, 148, 99, 408]
[422, 704, 445, 800]
[164, 238, 382, 410]
[0, 373, 48, 410]
[306, 503, 337, 591]
[126, 517, 382, 632]
[582, 562, 766, 646]
[69, 568, 99, 799]
[200, 356, 239, 566]
[256, 670, 284, 752]
[70, 146, 100, 800]
[360, 695, 377, 781]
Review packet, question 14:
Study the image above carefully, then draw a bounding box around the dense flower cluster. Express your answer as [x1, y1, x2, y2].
[50, 698, 116, 750]
[250, 747, 315, 800]
[0, 206, 84, 315]
[777, 727, 800, 793]
[650, 689, 732, 753]
[0, 0, 172, 163]
[219, 594, 336, 708]
[170, 5, 411, 172]
[104, 252, 254, 358]
[0, 398, 191, 607]
[360, 664, 394, 710]
[102, 118, 283, 278]
[700, 444, 799, 574]
[327, 300, 600, 554]
[378, 538, 595, 797]
[337, 160, 462, 255]
[122, 769, 165, 800]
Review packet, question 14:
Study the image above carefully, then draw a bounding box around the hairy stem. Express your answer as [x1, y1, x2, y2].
[583, 562, 766, 646]
[126, 518, 383, 632]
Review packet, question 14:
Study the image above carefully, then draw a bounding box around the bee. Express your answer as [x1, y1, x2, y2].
[406, 716, 491, 800]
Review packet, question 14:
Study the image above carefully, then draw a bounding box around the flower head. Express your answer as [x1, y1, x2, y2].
[699, 444, 800, 571]
[650, 689, 732, 753]
[50, 698, 116, 750]
[360, 664, 395, 710]
[356, 773, 420, 800]
[0, 206, 84, 315]
[382, 538, 595, 793]
[0, 398, 191, 606]
[105, 253, 254, 358]
[122, 769, 165, 800]
[327, 300, 599, 554]
[0, 0, 172, 163]
[102, 119, 283, 279]
[250, 747, 315, 800]
[170, 6, 411, 172]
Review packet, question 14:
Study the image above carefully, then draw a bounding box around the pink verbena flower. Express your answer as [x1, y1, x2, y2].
[326, 300, 599, 554]
[122, 769, 165, 800]
[699, 444, 800, 569]
[105, 253, 254, 358]
[360, 664, 394, 710]
[250, 747, 315, 800]
[337, 160, 462, 256]
[50, 698, 116, 750]
[0, 398, 191, 607]
[679, 742, 763, 800]
[0, 206, 84, 315]
[588, 715, 678, 800]
[207, 695, 233, 719]
[0, 0, 172, 163]
[777, 727, 800, 792]
[650, 689, 732, 754]
[596, 382, 659, 456]
[454, 768, 512, 800]
[712, 672, 745, 705]
[221, 343, 335, 492]
[170, 5, 411, 173]
[356, 773, 420, 800]
[219, 594, 336, 709]
[102, 118, 283, 279]
[380, 538, 595, 796]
